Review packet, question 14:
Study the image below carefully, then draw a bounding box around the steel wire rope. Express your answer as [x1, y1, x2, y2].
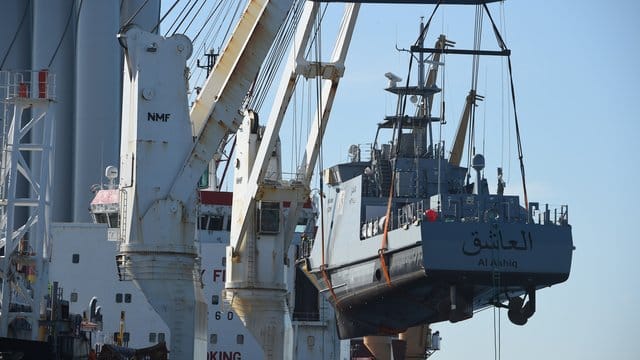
[189, 0, 242, 81]
[312, 5, 339, 307]
[152, 0, 181, 34]
[255, 0, 304, 108]
[187, 1, 237, 88]
[249, 0, 306, 111]
[186, 0, 232, 76]
[497, 5, 507, 357]
[466, 4, 483, 174]
[482, 66, 487, 156]
[181, 0, 209, 35]
[499, 2, 505, 171]
[169, 0, 200, 36]
[500, 2, 511, 184]
[0, 0, 31, 71]
[121, 0, 152, 30]
[192, 1, 226, 43]
[47, 0, 76, 68]
[220, 0, 244, 47]
[251, 1, 325, 111]
[482, 3, 528, 209]
[164, 0, 194, 36]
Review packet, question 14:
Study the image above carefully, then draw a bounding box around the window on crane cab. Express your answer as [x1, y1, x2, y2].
[258, 202, 280, 234]
[108, 213, 119, 228]
[93, 213, 108, 225]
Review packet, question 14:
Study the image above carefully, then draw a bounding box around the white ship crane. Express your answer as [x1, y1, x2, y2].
[115, 1, 297, 358]
[225, 2, 359, 359]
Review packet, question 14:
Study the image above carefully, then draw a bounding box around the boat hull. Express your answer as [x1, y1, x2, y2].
[303, 220, 573, 338]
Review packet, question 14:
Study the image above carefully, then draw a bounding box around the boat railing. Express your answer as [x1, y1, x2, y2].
[360, 199, 569, 240]
[0, 70, 56, 101]
[528, 202, 569, 226]
[398, 199, 569, 227]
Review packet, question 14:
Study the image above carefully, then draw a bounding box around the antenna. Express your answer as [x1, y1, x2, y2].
[384, 72, 402, 88]
[105, 166, 119, 189]
[348, 144, 361, 162]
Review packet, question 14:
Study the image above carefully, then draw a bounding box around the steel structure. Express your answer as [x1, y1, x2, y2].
[115, 1, 296, 358]
[225, 2, 359, 359]
[0, 70, 55, 340]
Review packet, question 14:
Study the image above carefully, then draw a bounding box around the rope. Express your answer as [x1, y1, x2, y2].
[47, 0, 76, 68]
[192, 1, 225, 42]
[121, 0, 153, 30]
[152, 0, 181, 34]
[0, 0, 30, 71]
[249, 0, 307, 111]
[168, 0, 200, 36]
[164, 0, 194, 36]
[483, 3, 528, 209]
[305, 4, 339, 308]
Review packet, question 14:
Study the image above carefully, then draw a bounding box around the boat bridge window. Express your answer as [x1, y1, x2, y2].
[236, 334, 244, 344]
[72, 253, 79, 263]
[158, 333, 165, 343]
[211, 295, 219, 305]
[70, 292, 78, 303]
[210, 334, 217, 344]
[124, 293, 132, 303]
[149, 332, 156, 343]
[115, 293, 122, 303]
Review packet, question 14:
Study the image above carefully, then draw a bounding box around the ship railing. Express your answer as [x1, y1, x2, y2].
[360, 212, 396, 240]
[528, 202, 569, 226]
[395, 198, 570, 226]
[0, 70, 56, 101]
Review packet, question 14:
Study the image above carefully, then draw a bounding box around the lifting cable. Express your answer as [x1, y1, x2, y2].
[0, 0, 30, 71]
[482, 3, 528, 209]
[466, 5, 483, 172]
[187, 1, 247, 92]
[47, 0, 76, 68]
[191, 1, 226, 43]
[167, 0, 200, 36]
[311, 6, 340, 308]
[121, 0, 152, 30]
[249, 0, 308, 112]
[151, 0, 180, 34]
[182, 0, 209, 35]
[164, 0, 194, 36]
[378, 1, 442, 287]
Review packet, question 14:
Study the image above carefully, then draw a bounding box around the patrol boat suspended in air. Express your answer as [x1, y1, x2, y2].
[299, 9, 574, 339]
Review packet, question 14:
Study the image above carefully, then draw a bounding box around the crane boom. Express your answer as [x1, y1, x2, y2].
[225, 3, 359, 359]
[172, 0, 293, 205]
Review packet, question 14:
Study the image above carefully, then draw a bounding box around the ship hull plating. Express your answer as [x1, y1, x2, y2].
[304, 221, 572, 339]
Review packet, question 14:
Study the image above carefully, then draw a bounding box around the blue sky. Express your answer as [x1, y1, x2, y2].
[166, 1, 640, 358]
